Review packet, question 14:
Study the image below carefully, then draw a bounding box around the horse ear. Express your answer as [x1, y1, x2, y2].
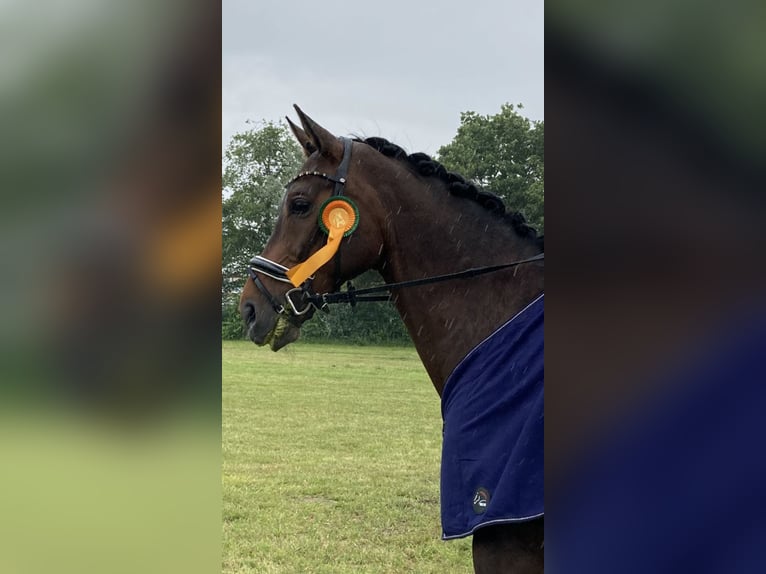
[286, 116, 316, 157]
[293, 104, 343, 159]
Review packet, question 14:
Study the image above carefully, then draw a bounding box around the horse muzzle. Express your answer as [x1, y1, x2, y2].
[242, 304, 301, 351]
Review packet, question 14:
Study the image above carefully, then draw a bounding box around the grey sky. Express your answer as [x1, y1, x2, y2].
[223, 0, 543, 157]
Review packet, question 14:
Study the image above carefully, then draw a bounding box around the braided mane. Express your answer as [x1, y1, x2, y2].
[356, 137, 543, 251]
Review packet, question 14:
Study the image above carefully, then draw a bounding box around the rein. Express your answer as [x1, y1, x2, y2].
[314, 253, 545, 307]
[249, 248, 545, 320]
[248, 136, 544, 321]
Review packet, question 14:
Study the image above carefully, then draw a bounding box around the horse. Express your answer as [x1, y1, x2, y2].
[239, 106, 544, 573]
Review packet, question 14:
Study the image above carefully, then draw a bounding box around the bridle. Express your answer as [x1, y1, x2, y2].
[248, 137, 354, 324]
[247, 137, 544, 325]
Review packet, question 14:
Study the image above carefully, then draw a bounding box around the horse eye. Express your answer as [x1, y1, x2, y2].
[290, 199, 311, 216]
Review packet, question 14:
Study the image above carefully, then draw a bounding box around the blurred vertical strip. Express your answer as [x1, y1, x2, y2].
[546, 0, 766, 571]
[0, 1, 221, 573]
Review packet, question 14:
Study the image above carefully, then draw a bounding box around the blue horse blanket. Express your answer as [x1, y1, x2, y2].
[440, 294, 544, 539]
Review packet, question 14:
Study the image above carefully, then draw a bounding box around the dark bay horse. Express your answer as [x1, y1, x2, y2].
[239, 106, 544, 573]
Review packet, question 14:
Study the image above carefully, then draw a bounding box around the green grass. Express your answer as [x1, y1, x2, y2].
[223, 341, 472, 573]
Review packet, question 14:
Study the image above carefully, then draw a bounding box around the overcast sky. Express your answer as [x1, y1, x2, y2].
[223, 0, 543, 157]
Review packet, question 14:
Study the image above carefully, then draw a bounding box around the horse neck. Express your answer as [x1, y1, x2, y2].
[373, 175, 543, 395]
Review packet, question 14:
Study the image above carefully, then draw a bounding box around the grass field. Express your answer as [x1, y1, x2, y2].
[222, 341, 473, 573]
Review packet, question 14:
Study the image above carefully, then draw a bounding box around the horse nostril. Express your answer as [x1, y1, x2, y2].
[242, 302, 256, 325]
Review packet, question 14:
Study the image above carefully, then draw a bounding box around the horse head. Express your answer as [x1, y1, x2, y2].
[239, 106, 386, 350]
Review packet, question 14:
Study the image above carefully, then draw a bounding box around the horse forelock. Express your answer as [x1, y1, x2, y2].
[354, 136, 543, 251]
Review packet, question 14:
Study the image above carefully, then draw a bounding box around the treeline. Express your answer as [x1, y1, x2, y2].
[222, 104, 543, 342]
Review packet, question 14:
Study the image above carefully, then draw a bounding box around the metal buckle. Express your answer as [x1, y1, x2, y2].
[285, 287, 316, 316]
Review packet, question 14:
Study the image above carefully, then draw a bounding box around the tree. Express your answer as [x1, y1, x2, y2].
[437, 103, 544, 231]
[222, 121, 303, 338]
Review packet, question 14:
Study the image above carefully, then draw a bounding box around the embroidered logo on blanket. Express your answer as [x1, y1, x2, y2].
[473, 487, 490, 514]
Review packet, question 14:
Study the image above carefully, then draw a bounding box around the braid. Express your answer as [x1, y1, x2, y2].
[356, 137, 542, 250]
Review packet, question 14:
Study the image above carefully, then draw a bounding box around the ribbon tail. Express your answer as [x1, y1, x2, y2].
[286, 227, 343, 287]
